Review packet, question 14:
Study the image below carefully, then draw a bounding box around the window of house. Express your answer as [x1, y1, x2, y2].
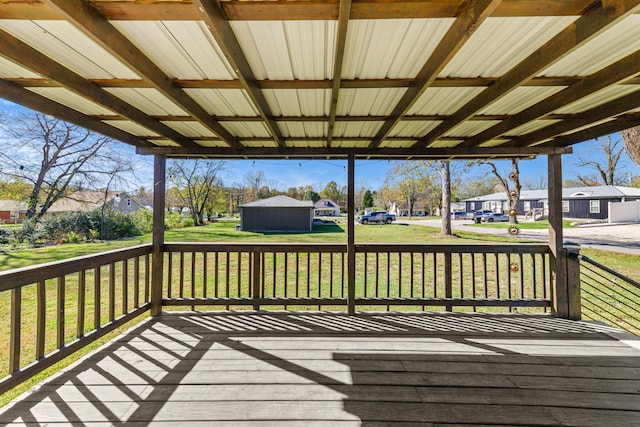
[562, 201, 569, 212]
[589, 200, 600, 214]
[524, 201, 531, 212]
[469, 202, 475, 210]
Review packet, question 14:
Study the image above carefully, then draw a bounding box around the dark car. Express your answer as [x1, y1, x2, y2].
[451, 211, 467, 220]
[356, 211, 395, 224]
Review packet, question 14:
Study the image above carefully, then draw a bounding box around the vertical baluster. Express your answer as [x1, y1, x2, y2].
[329, 252, 334, 298]
[94, 268, 101, 330]
[542, 253, 548, 302]
[77, 270, 86, 338]
[10, 287, 21, 373]
[398, 252, 402, 299]
[214, 252, 219, 299]
[318, 252, 322, 299]
[225, 252, 230, 300]
[167, 252, 173, 298]
[458, 253, 464, 299]
[432, 253, 437, 298]
[532, 253, 538, 299]
[248, 252, 252, 299]
[144, 254, 150, 303]
[109, 263, 115, 321]
[261, 251, 266, 299]
[179, 252, 185, 298]
[203, 252, 208, 299]
[36, 280, 45, 359]
[386, 252, 391, 311]
[341, 252, 345, 299]
[134, 255, 140, 308]
[519, 253, 525, 300]
[295, 252, 300, 298]
[237, 252, 242, 298]
[494, 253, 500, 300]
[284, 252, 289, 301]
[57, 276, 66, 348]
[506, 253, 512, 312]
[364, 252, 368, 298]
[410, 253, 415, 298]
[270, 252, 275, 297]
[306, 253, 311, 298]
[471, 253, 477, 312]
[375, 252, 380, 298]
[252, 252, 261, 310]
[444, 252, 452, 312]
[483, 253, 488, 299]
[421, 253, 426, 310]
[191, 252, 196, 301]
[122, 259, 129, 315]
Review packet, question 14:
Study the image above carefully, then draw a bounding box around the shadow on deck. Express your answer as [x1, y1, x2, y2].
[2, 312, 639, 426]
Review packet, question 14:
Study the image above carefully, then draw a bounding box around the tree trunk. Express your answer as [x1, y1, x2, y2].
[440, 160, 452, 236]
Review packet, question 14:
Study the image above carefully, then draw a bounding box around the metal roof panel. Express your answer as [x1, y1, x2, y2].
[162, 121, 216, 138]
[390, 120, 442, 137]
[408, 87, 486, 115]
[337, 88, 407, 116]
[27, 87, 114, 115]
[264, 89, 331, 116]
[478, 86, 566, 115]
[184, 89, 258, 116]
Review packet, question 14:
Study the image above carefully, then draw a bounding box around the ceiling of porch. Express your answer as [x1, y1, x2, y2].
[1, 0, 640, 159]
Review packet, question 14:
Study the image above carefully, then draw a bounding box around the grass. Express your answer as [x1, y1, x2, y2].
[0, 219, 638, 407]
[470, 219, 575, 229]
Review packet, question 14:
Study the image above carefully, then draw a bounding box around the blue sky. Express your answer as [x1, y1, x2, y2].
[1, 100, 638, 192]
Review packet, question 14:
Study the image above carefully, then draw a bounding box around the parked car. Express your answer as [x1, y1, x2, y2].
[480, 212, 510, 223]
[356, 211, 395, 224]
[451, 211, 467, 220]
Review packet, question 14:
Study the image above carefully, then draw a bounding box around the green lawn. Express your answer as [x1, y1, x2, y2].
[0, 219, 638, 407]
[470, 219, 574, 229]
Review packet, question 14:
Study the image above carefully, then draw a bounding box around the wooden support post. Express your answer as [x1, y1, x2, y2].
[566, 246, 582, 320]
[347, 154, 356, 315]
[548, 153, 568, 317]
[252, 251, 261, 311]
[151, 154, 166, 316]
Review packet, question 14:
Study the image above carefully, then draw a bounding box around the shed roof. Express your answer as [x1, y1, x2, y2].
[465, 186, 640, 202]
[0, 200, 27, 211]
[1, 1, 640, 160]
[241, 195, 313, 208]
[48, 191, 122, 213]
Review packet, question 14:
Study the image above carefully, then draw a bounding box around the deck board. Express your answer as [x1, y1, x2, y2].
[2, 312, 639, 426]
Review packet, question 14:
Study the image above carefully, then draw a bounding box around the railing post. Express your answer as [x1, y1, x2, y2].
[252, 251, 261, 311]
[444, 252, 452, 312]
[548, 153, 569, 317]
[347, 154, 356, 314]
[566, 246, 581, 320]
[151, 154, 166, 316]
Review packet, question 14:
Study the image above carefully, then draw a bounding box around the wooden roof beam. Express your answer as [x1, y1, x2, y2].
[42, 0, 242, 149]
[414, 0, 640, 148]
[0, 79, 151, 148]
[460, 49, 640, 147]
[327, 0, 353, 147]
[552, 112, 640, 147]
[369, 0, 503, 149]
[0, 0, 599, 21]
[193, 0, 285, 148]
[0, 29, 197, 148]
[505, 90, 640, 147]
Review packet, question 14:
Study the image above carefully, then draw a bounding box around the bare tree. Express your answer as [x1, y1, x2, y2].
[168, 159, 226, 226]
[244, 170, 265, 201]
[0, 112, 127, 219]
[621, 125, 640, 168]
[470, 159, 521, 225]
[574, 135, 626, 186]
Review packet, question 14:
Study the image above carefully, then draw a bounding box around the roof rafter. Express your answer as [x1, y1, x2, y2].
[460, 49, 640, 147]
[193, 0, 284, 148]
[42, 0, 242, 149]
[0, 79, 151, 148]
[505, 90, 640, 147]
[553, 112, 640, 147]
[327, 0, 353, 147]
[0, 0, 600, 21]
[0, 29, 198, 148]
[369, 0, 503, 148]
[414, 0, 640, 148]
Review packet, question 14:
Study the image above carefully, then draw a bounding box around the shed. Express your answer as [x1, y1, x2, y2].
[240, 195, 314, 232]
[314, 199, 340, 217]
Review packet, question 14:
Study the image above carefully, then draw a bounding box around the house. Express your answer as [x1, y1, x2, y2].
[314, 199, 340, 216]
[0, 200, 27, 222]
[464, 186, 640, 220]
[47, 191, 145, 215]
[239, 195, 314, 232]
[389, 201, 426, 217]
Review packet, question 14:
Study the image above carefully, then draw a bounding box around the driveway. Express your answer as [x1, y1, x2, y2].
[399, 219, 640, 255]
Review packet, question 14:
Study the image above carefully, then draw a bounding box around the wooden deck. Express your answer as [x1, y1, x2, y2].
[2, 312, 639, 426]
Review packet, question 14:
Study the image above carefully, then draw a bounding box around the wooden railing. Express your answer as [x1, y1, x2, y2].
[0, 245, 152, 394]
[163, 243, 552, 311]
